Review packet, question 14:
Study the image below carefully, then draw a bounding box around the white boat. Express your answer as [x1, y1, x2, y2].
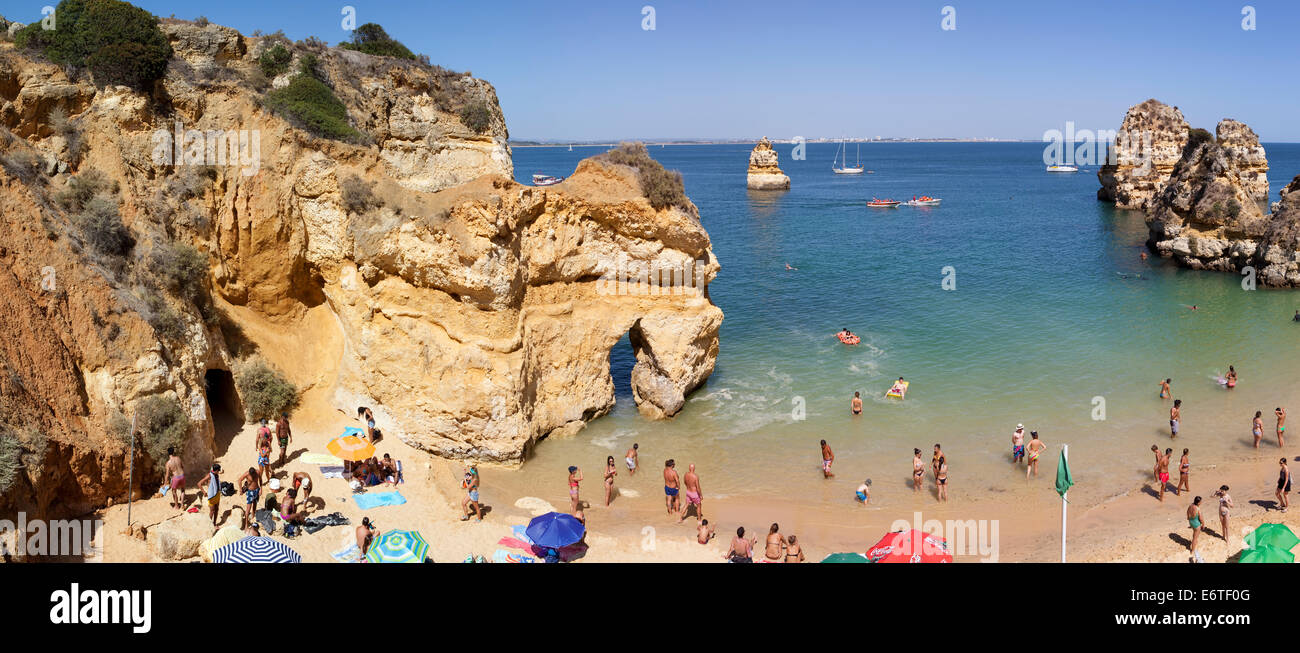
[532, 174, 565, 186]
[1046, 165, 1078, 172]
[903, 197, 942, 206]
[833, 139, 864, 175]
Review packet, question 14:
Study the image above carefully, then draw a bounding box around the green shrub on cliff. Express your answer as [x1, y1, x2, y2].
[134, 395, 189, 462]
[459, 102, 492, 134]
[1182, 127, 1215, 158]
[74, 195, 135, 259]
[263, 58, 362, 142]
[601, 142, 690, 212]
[339, 23, 416, 60]
[148, 240, 208, 301]
[235, 358, 298, 423]
[258, 43, 292, 78]
[15, 0, 172, 90]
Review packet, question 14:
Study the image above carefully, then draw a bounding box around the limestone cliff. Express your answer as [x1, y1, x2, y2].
[0, 16, 721, 517]
[1215, 119, 1269, 201]
[746, 137, 789, 190]
[1096, 99, 1189, 210]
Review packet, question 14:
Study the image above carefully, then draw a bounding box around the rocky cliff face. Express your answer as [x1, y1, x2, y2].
[1097, 99, 1189, 210]
[1146, 134, 1297, 286]
[746, 137, 789, 190]
[1215, 119, 1269, 201]
[0, 17, 721, 517]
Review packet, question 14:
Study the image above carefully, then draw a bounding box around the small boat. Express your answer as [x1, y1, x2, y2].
[833, 139, 864, 175]
[532, 174, 565, 186]
[1046, 165, 1078, 172]
[903, 196, 942, 207]
[866, 197, 901, 208]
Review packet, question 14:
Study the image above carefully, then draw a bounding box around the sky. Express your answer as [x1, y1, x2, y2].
[3, 0, 1297, 141]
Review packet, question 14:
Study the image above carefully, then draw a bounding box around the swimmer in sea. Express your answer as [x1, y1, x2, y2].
[1294, 310, 1300, 322]
[931, 444, 943, 480]
[1226, 365, 1237, 388]
[1253, 411, 1264, 448]
[912, 448, 924, 491]
[1159, 378, 1171, 399]
[851, 391, 862, 415]
[855, 479, 871, 504]
[785, 263, 797, 270]
[820, 440, 835, 478]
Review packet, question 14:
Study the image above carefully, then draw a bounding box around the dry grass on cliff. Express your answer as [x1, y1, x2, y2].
[598, 142, 691, 212]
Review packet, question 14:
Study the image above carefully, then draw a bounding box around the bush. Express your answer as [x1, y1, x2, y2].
[340, 174, 381, 214]
[1183, 127, 1214, 158]
[141, 291, 186, 341]
[57, 169, 118, 211]
[107, 410, 131, 447]
[74, 194, 134, 258]
[134, 394, 189, 462]
[235, 358, 298, 422]
[459, 102, 492, 134]
[0, 150, 44, 184]
[339, 23, 416, 60]
[264, 66, 362, 142]
[15, 0, 172, 90]
[601, 142, 689, 211]
[258, 43, 291, 78]
[148, 240, 208, 301]
[0, 431, 20, 494]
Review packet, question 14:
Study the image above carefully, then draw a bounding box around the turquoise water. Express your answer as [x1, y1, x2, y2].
[509, 142, 1300, 514]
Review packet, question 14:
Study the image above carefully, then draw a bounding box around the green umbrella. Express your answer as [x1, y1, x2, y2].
[1238, 545, 1295, 564]
[1243, 523, 1300, 552]
[820, 552, 871, 563]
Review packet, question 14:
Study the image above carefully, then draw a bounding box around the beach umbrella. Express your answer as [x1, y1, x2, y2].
[327, 434, 375, 462]
[1238, 545, 1295, 564]
[820, 552, 871, 563]
[866, 529, 952, 563]
[1244, 523, 1300, 552]
[365, 530, 429, 564]
[211, 536, 301, 563]
[525, 512, 585, 549]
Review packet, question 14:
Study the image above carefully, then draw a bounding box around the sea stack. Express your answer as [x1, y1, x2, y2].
[1096, 99, 1189, 210]
[1214, 119, 1269, 201]
[746, 137, 790, 190]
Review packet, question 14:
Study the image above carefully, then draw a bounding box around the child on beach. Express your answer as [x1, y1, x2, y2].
[855, 479, 871, 504]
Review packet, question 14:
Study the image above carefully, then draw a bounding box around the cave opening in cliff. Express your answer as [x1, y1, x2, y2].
[610, 332, 637, 406]
[204, 368, 243, 455]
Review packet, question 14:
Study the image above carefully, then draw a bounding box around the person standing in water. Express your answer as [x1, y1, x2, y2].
[931, 444, 943, 480]
[1215, 485, 1233, 542]
[1026, 433, 1046, 479]
[1011, 424, 1025, 465]
[680, 463, 703, 523]
[1276, 458, 1291, 513]
[912, 449, 925, 491]
[1187, 497, 1204, 562]
[1170, 399, 1182, 438]
[936, 456, 949, 502]
[855, 479, 871, 504]
[663, 460, 680, 515]
[1276, 407, 1287, 447]
[625, 443, 639, 476]
[821, 440, 835, 478]
[1176, 448, 1190, 496]
[567, 465, 583, 513]
[1159, 378, 1171, 399]
[851, 392, 862, 416]
[1225, 365, 1237, 388]
[1253, 411, 1264, 449]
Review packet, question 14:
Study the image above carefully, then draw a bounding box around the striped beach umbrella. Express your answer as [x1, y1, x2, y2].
[365, 530, 429, 563]
[327, 434, 375, 462]
[211, 536, 301, 563]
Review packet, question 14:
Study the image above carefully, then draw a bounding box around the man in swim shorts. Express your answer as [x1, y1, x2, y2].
[679, 463, 703, 523]
[197, 463, 222, 526]
[1011, 424, 1025, 464]
[1159, 378, 1171, 399]
[236, 466, 260, 530]
[851, 392, 862, 415]
[821, 440, 835, 478]
[275, 412, 292, 466]
[1170, 399, 1181, 438]
[663, 460, 680, 515]
[165, 446, 185, 509]
[1026, 433, 1045, 479]
[625, 443, 639, 475]
[292, 471, 313, 501]
[1158, 448, 1172, 502]
[856, 479, 871, 504]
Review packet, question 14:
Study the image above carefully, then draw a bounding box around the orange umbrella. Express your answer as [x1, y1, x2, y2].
[327, 435, 374, 462]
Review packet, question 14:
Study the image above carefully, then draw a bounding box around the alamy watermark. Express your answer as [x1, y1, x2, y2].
[596, 253, 708, 296]
[0, 512, 103, 561]
[889, 511, 1000, 562]
[151, 121, 261, 176]
[1042, 122, 1153, 174]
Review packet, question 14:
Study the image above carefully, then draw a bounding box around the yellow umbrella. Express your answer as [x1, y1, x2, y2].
[327, 435, 375, 462]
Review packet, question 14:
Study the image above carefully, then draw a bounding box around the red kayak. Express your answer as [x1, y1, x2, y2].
[866, 529, 952, 563]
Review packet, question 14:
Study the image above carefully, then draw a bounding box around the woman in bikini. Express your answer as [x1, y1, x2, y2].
[936, 456, 949, 502]
[567, 465, 583, 512]
[1215, 485, 1233, 542]
[912, 448, 924, 491]
[1176, 448, 1190, 496]
[1253, 411, 1264, 449]
[784, 535, 805, 563]
[1150, 445, 1161, 484]
[603, 456, 618, 507]
[763, 523, 785, 562]
[1276, 458, 1291, 513]
[1187, 496, 1204, 560]
[1225, 365, 1237, 388]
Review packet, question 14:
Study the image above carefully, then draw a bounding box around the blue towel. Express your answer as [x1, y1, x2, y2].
[353, 490, 407, 509]
[511, 525, 533, 545]
[343, 426, 365, 437]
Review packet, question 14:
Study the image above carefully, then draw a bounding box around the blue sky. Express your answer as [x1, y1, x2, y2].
[4, 0, 1297, 141]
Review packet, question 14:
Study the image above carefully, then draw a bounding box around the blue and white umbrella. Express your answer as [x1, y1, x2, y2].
[211, 536, 301, 563]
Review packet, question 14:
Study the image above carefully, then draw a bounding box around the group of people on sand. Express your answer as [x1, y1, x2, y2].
[723, 523, 806, 563]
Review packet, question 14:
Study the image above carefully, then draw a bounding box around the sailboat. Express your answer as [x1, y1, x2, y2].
[568, 144, 573, 151]
[833, 139, 864, 174]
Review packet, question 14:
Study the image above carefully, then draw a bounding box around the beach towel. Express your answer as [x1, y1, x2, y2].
[302, 453, 344, 466]
[330, 541, 361, 563]
[493, 549, 536, 563]
[319, 465, 346, 479]
[511, 525, 533, 545]
[353, 490, 407, 509]
[304, 512, 351, 535]
[343, 426, 365, 438]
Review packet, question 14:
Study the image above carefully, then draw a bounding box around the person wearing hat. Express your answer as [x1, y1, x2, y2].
[197, 463, 222, 526]
[1012, 424, 1026, 465]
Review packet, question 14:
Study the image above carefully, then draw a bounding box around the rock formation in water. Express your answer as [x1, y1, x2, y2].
[1146, 128, 1297, 286]
[1096, 99, 1190, 210]
[746, 137, 789, 190]
[0, 14, 721, 519]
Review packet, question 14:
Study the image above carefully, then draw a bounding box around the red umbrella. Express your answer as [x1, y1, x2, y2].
[866, 529, 952, 563]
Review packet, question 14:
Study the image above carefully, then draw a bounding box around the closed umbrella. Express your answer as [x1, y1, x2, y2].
[820, 552, 871, 563]
[1239, 545, 1295, 564]
[866, 529, 952, 563]
[211, 536, 301, 563]
[327, 434, 375, 462]
[525, 512, 585, 549]
[366, 530, 429, 563]
[1244, 523, 1300, 552]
